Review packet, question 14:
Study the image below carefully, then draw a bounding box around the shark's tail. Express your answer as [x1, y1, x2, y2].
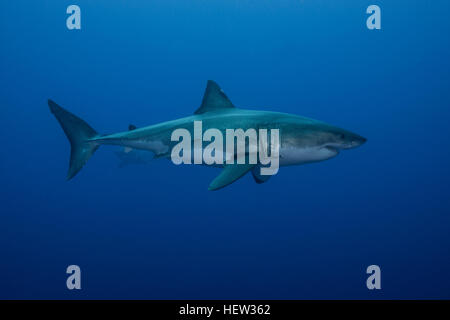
[48, 99, 100, 180]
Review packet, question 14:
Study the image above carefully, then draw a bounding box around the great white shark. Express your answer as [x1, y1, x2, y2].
[49, 80, 366, 190]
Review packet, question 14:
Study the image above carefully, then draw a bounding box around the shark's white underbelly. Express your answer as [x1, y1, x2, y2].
[279, 146, 338, 166]
[122, 139, 169, 155]
[121, 140, 339, 167]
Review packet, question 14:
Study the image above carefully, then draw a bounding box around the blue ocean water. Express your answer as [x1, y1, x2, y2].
[1, 0, 449, 299]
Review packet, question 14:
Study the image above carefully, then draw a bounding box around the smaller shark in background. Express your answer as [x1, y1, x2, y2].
[48, 80, 366, 190]
[114, 125, 155, 168]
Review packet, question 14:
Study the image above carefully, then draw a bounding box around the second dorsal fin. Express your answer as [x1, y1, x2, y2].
[194, 80, 235, 114]
[128, 124, 137, 131]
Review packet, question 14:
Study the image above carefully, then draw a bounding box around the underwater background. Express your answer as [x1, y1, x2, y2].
[1, 0, 450, 299]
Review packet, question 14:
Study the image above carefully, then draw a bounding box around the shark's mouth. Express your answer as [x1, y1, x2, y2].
[322, 143, 343, 153]
[325, 146, 339, 152]
[324, 146, 340, 156]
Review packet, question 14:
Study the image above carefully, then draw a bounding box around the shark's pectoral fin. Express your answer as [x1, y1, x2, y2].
[194, 80, 235, 114]
[208, 163, 255, 191]
[251, 166, 271, 184]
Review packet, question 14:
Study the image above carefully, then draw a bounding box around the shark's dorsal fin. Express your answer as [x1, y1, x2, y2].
[128, 124, 137, 131]
[194, 80, 235, 114]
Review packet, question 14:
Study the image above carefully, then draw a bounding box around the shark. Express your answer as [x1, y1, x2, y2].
[49, 80, 366, 190]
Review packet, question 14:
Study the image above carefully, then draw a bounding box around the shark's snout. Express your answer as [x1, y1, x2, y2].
[352, 136, 367, 148]
[325, 131, 367, 150]
[350, 135, 367, 148]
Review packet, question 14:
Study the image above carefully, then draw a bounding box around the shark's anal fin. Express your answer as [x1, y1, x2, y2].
[208, 163, 255, 191]
[251, 166, 271, 184]
[194, 80, 235, 114]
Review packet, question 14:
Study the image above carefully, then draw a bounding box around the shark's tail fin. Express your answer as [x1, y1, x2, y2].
[48, 99, 100, 180]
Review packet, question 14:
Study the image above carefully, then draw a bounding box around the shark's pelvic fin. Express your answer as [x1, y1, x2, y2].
[208, 163, 255, 191]
[48, 99, 100, 180]
[194, 80, 235, 114]
[152, 151, 170, 159]
[251, 166, 271, 184]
